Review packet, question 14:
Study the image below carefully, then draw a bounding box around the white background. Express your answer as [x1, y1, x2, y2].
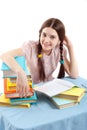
[0, 0, 87, 92]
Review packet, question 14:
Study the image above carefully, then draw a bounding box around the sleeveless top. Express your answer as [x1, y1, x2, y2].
[21, 40, 66, 84]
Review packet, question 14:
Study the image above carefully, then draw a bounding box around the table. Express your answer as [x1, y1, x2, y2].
[0, 76, 87, 130]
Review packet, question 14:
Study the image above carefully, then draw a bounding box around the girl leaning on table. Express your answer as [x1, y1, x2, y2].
[0, 18, 79, 97]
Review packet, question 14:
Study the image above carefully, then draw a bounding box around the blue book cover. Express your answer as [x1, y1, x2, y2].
[1, 56, 31, 77]
[10, 91, 37, 104]
[1, 56, 25, 70]
[51, 96, 77, 109]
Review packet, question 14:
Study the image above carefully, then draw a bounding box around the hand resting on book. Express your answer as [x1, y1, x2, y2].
[16, 71, 34, 97]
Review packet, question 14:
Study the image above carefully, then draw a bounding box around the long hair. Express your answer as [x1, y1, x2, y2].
[37, 18, 65, 81]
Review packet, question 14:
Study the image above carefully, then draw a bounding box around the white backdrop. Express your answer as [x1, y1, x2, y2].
[0, 0, 87, 92]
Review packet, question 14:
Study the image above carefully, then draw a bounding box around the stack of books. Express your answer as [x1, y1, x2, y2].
[0, 56, 37, 108]
[51, 86, 86, 109]
[34, 78, 86, 109]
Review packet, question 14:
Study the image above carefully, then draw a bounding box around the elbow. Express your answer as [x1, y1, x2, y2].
[67, 70, 79, 79]
[0, 53, 10, 61]
[70, 75, 79, 79]
[69, 73, 79, 79]
[66, 69, 79, 79]
[0, 54, 6, 62]
[0, 54, 3, 61]
[0, 53, 5, 59]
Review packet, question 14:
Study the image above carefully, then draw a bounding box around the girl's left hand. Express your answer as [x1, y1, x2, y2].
[63, 36, 73, 48]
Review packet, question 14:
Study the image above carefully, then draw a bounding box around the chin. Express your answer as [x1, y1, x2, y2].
[43, 47, 52, 51]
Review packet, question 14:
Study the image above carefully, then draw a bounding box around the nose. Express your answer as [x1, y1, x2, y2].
[44, 36, 50, 42]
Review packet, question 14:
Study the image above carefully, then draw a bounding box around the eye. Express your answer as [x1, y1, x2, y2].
[50, 35, 55, 39]
[42, 32, 46, 37]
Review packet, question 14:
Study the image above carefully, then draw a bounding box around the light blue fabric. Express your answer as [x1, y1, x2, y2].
[0, 76, 87, 130]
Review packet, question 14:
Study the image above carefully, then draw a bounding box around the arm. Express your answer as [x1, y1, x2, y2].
[63, 36, 79, 78]
[0, 48, 33, 97]
[0, 48, 24, 73]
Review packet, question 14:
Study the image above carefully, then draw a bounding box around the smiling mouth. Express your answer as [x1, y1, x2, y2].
[43, 43, 51, 47]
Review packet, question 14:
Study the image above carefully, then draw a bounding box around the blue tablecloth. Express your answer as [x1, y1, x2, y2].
[0, 76, 87, 130]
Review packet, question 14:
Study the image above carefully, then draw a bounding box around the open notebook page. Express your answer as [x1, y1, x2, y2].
[34, 78, 76, 97]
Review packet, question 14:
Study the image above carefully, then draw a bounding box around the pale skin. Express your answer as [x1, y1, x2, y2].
[0, 27, 79, 97]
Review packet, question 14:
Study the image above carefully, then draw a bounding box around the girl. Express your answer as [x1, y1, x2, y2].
[0, 18, 79, 97]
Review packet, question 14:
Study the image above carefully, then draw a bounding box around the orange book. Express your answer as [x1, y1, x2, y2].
[3, 78, 34, 98]
[4, 78, 16, 94]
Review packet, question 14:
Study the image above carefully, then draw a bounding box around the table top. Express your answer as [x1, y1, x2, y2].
[0, 76, 87, 130]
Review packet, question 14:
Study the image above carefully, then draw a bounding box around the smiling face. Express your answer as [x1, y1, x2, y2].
[40, 27, 60, 54]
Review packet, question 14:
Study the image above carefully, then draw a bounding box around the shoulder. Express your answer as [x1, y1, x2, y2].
[22, 40, 39, 48]
[21, 40, 39, 52]
[21, 40, 39, 57]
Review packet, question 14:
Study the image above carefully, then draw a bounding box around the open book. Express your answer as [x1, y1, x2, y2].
[34, 78, 77, 97]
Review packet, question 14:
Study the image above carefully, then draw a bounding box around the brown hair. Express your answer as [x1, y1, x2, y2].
[37, 18, 65, 81]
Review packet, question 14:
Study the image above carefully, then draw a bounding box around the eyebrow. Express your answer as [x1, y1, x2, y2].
[42, 32, 57, 37]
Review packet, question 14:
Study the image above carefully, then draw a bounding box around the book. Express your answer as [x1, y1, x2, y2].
[1, 56, 31, 78]
[8, 76, 32, 83]
[5, 92, 34, 99]
[5, 78, 32, 90]
[10, 91, 37, 104]
[2, 70, 30, 78]
[51, 96, 78, 109]
[4, 78, 15, 94]
[0, 94, 31, 108]
[3, 78, 33, 98]
[56, 86, 85, 102]
[3, 78, 37, 104]
[34, 78, 77, 97]
[5, 91, 34, 98]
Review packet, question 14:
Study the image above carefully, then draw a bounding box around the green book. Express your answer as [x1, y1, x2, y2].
[51, 96, 78, 109]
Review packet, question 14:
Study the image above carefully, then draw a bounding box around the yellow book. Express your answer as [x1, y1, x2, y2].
[4, 78, 34, 98]
[56, 86, 85, 102]
[0, 94, 31, 108]
[7, 78, 32, 87]
[6, 78, 32, 91]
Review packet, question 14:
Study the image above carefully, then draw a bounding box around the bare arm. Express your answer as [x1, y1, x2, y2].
[63, 36, 79, 78]
[0, 48, 24, 73]
[0, 48, 33, 97]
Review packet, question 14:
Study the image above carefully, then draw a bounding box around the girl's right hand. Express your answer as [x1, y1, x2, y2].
[16, 71, 34, 98]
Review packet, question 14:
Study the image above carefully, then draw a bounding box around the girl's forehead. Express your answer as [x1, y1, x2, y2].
[42, 27, 57, 35]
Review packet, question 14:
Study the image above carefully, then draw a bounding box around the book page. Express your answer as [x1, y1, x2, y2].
[34, 78, 75, 97]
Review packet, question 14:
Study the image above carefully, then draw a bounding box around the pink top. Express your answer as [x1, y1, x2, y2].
[21, 40, 66, 84]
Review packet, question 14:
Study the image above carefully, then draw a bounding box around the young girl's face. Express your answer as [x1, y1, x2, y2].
[40, 27, 60, 53]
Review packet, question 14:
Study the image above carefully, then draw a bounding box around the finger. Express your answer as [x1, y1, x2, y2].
[22, 86, 29, 98]
[25, 86, 34, 97]
[16, 84, 19, 93]
[16, 80, 19, 92]
[22, 86, 30, 98]
[19, 86, 23, 98]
